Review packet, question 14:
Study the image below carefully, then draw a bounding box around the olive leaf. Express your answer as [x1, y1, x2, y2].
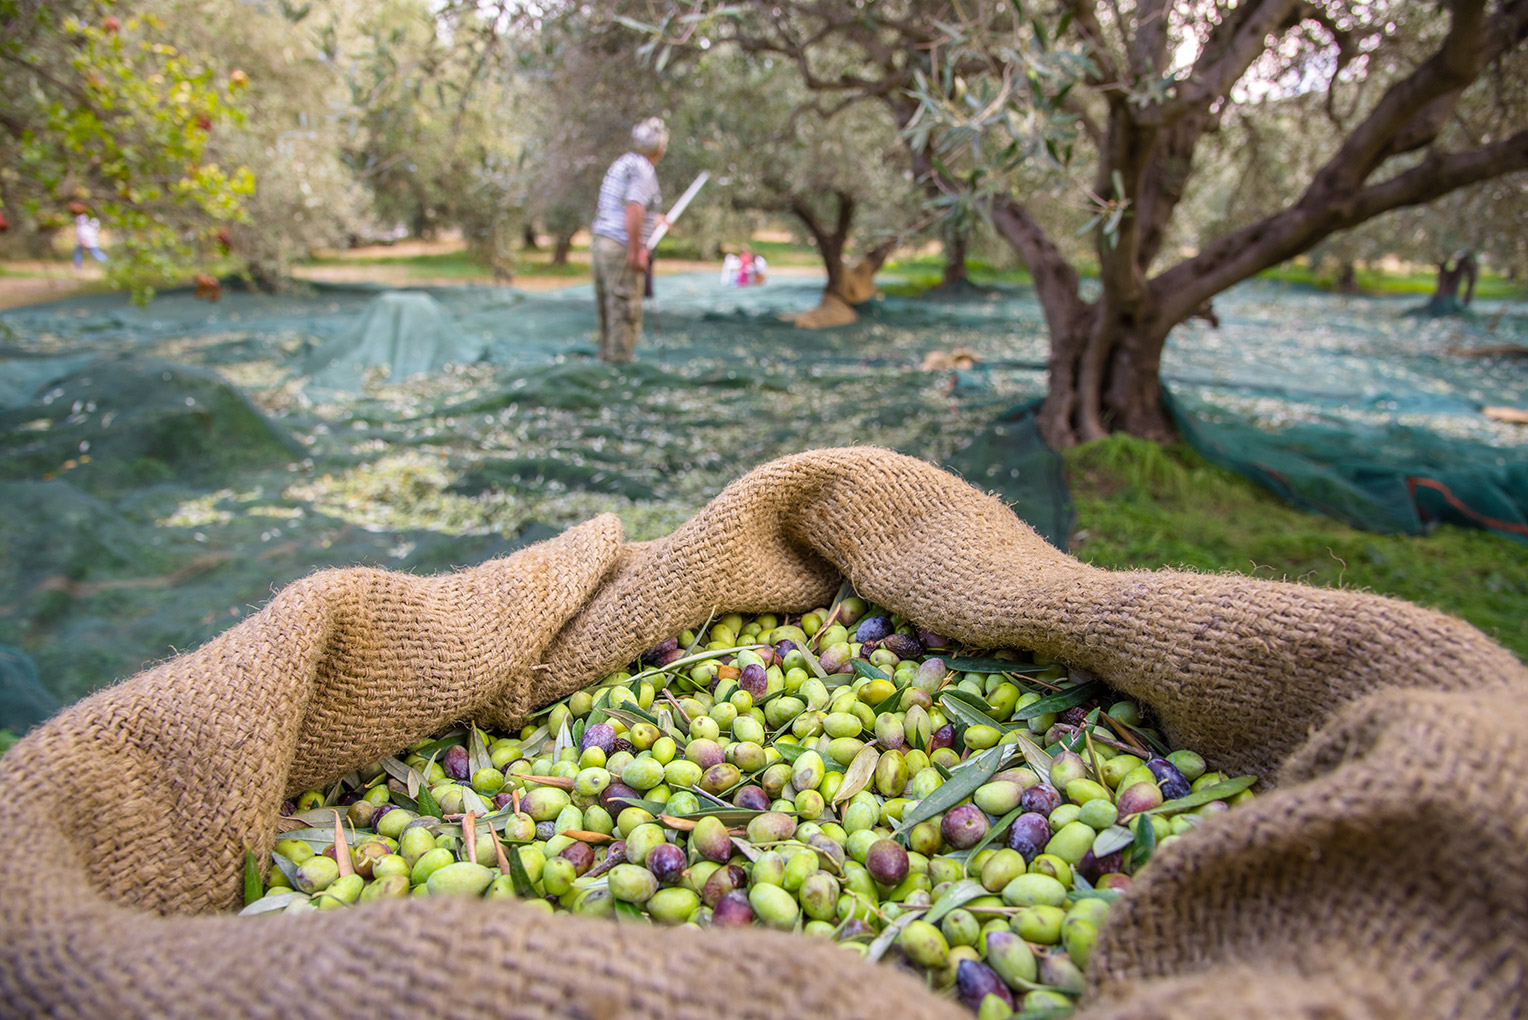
[243, 849, 263, 906]
[1092, 824, 1135, 857]
[1145, 776, 1257, 815]
[850, 659, 891, 682]
[238, 890, 308, 916]
[468, 725, 493, 776]
[1130, 811, 1157, 869]
[891, 744, 1012, 844]
[613, 899, 648, 923]
[504, 842, 538, 898]
[832, 744, 882, 805]
[870, 680, 910, 715]
[416, 783, 444, 820]
[1013, 732, 1055, 777]
[268, 850, 301, 887]
[939, 690, 1004, 731]
[1012, 680, 1103, 721]
[797, 642, 829, 679]
[600, 704, 661, 730]
[922, 878, 988, 926]
[412, 729, 467, 758]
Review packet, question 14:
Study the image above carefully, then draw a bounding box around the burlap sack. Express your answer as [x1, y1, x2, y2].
[3, 447, 1524, 1020]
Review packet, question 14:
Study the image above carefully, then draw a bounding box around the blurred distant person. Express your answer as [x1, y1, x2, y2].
[590, 117, 669, 363]
[72, 209, 107, 270]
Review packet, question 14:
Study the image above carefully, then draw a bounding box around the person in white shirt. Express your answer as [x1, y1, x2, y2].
[589, 118, 670, 363]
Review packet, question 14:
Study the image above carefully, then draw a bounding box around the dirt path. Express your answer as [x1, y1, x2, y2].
[0, 262, 110, 311]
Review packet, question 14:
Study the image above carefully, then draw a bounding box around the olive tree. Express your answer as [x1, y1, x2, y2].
[631, 0, 1528, 447]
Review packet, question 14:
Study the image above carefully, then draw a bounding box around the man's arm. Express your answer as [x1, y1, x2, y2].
[625, 202, 648, 271]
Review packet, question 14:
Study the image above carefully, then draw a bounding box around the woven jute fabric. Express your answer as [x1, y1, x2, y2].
[2, 446, 1524, 1020]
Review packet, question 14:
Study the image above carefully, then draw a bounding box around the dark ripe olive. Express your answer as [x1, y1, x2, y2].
[711, 889, 755, 928]
[1146, 758, 1192, 799]
[642, 637, 680, 664]
[1004, 812, 1052, 863]
[600, 782, 641, 812]
[610, 737, 635, 756]
[559, 841, 596, 876]
[733, 784, 770, 811]
[956, 960, 1014, 1012]
[929, 723, 956, 752]
[774, 639, 798, 661]
[881, 633, 923, 659]
[1019, 783, 1062, 816]
[917, 629, 951, 650]
[940, 804, 988, 850]
[645, 842, 687, 886]
[443, 745, 471, 781]
[1075, 848, 1123, 884]
[581, 722, 617, 754]
[865, 838, 910, 886]
[855, 616, 894, 642]
[739, 663, 768, 697]
[1060, 706, 1090, 727]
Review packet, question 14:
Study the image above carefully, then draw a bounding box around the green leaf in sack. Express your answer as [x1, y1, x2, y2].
[772, 742, 847, 773]
[1130, 811, 1157, 868]
[1013, 731, 1055, 777]
[1012, 680, 1104, 721]
[552, 719, 574, 763]
[892, 745, 1010, 844]
[943, 657, 1049, 675]
[412, 729, 467, 759]
[870, 681, 910, 715]
[238, 890, 309, 916]
[269, 850, 301, 887]
[849, 659, 891, 682]
[378, 755, 416, 787]
[504, 842, 538, 899]
[866, 909, 924, 963]
[940, 690, 1005, 731]
[416, 783, 444, 820]
[833, 744, 882, 805]
[675, 807, 776, 826]
[797, 642, 829, 680]
[922, 878, 988, 927]
[460, 785, 492, 816]
[613, 899, 648, 923]
[243, 849, 263, 906]
[269, 827, 340, 846]
[1146, 776, 1257, 816]
[468, 725, 493, 776]
[601, 704, 661, 730]
[1093, 824, 1135, 858]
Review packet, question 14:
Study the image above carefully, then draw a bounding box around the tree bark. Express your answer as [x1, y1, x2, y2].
[1422, 251, 1479, 315]
[938, 225, 968, 288]
[552, 232, 573, 266]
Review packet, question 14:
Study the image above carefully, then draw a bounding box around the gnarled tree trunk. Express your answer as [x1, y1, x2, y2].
[1422, 251, 1479, 315]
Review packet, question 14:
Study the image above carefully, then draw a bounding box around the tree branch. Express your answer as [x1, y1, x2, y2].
[1153, 131, 1528, 323]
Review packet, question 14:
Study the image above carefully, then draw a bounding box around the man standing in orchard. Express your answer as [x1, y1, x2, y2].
[590, 117, 670, 364]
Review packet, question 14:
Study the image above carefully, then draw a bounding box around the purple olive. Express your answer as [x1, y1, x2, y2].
[701, 864, 748, 907]
[956, 960, 1014, 1013]
[559, 841, 595, 876]
[711, 889, 755, 928]
[929, 723, 956, 752]
[865, 838, 910, 886]
[1146, 757, 1192, 799]
[941, 804, 989, 850]
[1005, 811, 1053, 863]
[1019, 783, 1062, 816]
[443, 745, 471, 781]
[881, 633, 923, 659]
[739, 663, 768, 697]
[645, 842, 687, 886]
[600, 782, 642, 813]
[774, 639, 798, 660]
[733, 784, 770, 811]
[1075, 848, 1123, 884]
[855, 616, 894, 642]
[580, 722, 617, 754]
[642, 637, 679, 664]
[917, 629, 951, 650]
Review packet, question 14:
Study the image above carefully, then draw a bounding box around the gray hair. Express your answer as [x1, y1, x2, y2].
[632, 117, 669, 156]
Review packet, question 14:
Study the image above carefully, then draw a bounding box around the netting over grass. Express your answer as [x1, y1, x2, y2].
[0, 271, 1523, 713]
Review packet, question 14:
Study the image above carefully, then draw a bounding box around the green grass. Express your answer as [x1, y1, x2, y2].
[1065, 436, 1528, 661]
[1258, 263, 1528, 300]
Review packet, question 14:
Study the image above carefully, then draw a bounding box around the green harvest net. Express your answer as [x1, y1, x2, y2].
[1, 271, 1523, 722]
